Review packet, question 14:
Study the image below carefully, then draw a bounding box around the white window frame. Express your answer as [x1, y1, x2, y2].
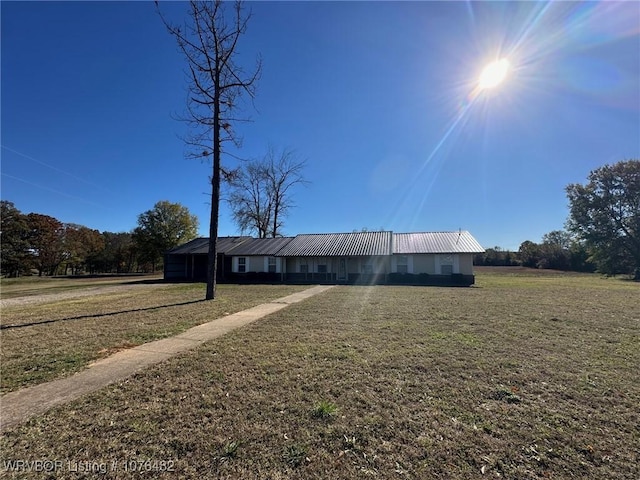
[437, 254, 458, 275]
[237, 257, 246, 273]
[396, 255, 408, 274]
[299, 259, 309, 273]
[268, 256, 277, 273]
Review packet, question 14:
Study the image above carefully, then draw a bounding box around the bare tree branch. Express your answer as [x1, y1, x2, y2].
[158, 0, 261, 299]
[227, 147, 308, 238]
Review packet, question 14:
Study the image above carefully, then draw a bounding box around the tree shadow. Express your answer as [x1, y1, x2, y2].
[122, 278, 171, 285]
[0, 299, 206, 330]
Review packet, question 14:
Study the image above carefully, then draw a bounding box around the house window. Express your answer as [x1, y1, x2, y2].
[238, 257, 246, 273]
[268, 257, 277, 273]
[317, 264, 327, 273]
[397, 255, 408, 274]
[300, 262, 308, 273]
[440, 254, 453, 275]
[362, 262, 373, 274]
[441, 264, 453, 275]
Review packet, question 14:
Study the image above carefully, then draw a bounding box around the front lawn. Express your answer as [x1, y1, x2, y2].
[0, 283, 307, 393]
[2, 272, 638, 479]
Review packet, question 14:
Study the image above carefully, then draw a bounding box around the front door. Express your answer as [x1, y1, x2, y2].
[337, 257, 347, 282]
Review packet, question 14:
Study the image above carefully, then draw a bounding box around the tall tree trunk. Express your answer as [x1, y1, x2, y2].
[158, 1, 260, 300]
[272, 201, 279, 238]
[206, 81, 222, 301]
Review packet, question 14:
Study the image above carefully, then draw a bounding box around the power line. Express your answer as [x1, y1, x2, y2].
[1, 172, 111, 210]
[1, 145, 116, 194]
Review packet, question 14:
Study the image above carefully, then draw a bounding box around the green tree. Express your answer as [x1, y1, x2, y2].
[158, 0, 261, 300]
[518, 240, 540, 268]
[97, 232, 136, 273]
[541, 230, 572, 250]
[538, 230, 571, 270]
[566, 160, 640, 279]
[26, 213, 65, 276]
[537, 243, 570, 270]
[0, 201, 31, 277]
[568, 241, 595, 273]
[132, 201, 199, 272]
[63, 224, 105, 275]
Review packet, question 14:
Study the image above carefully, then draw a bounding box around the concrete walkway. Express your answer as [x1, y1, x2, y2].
[1, 285, 334, 431]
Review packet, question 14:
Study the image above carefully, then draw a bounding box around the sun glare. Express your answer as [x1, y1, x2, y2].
[478, 58, 510, 89]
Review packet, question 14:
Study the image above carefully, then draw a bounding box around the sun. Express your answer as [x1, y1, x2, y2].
[478, 58, 510, 90]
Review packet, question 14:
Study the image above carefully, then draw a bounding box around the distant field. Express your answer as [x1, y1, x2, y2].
[1, 271, 639, 479]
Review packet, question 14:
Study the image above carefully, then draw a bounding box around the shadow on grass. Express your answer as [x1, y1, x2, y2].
[619, 276, 640, 283]
[66, 276, 170, 286]
[0, 299, 206, 330]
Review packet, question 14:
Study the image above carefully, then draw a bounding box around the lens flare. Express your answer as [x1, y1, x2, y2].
[478, 58, 510, 89]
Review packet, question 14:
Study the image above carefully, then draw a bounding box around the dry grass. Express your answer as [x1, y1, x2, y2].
[0, 274, 162, 299]
[1, 271, 639, 479]
[0, 282, 307, 393]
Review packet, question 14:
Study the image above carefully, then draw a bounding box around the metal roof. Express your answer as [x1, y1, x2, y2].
[393, 231, 485, 254]
[166, 236, 251, 255]
[225, 237, 294, 256]
[167, 231, 484, 257]
[277, 231, 392, 257]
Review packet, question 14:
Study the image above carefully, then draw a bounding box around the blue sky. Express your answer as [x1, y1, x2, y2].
[2, 1, 638, 250]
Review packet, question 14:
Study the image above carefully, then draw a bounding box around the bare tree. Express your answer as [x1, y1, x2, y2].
[228, 161, 273, 238]
[158, 1, 261, 299]
[229, 147, 307, 238]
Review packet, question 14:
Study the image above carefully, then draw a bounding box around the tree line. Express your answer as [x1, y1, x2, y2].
[475, 159, 639, 279]
[0, 200, 198, 277]
[1, 145, 306, 279]
[1, 146, 306, 277]
[474, 231, 595, 273]
[3, 159, 636, 279]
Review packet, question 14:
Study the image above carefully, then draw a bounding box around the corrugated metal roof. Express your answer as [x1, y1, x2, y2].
[167, 231, 484, 256]
[277, 231, 392, 257]
[393, 231, 485, 254]
[225, 237, 294, 256]
[166, 236, 251, 255]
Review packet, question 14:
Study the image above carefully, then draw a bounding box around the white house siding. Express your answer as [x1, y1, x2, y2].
[391, 255, 414, 274]
[408, 254, 473, 275]
[368, 256, 390, 275]
[413, 254, 436, 274]
[285, 258, 295, 274]
[458, 254, 474, 275]
[248, 257, 260, 272]
[294, 257, 332, 273]
[167, 231, 484, 285]
[221, 252, 473, 278]
[434, 254, 459, 275]
[279, 257, 333, 274]
[233, 256, 272, 273]
[347, 258, 359, 275]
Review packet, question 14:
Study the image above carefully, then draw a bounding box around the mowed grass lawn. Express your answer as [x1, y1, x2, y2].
[0, 274, 163, 300]
[0, 282, 307, 393]
[2, 272, 639, 479]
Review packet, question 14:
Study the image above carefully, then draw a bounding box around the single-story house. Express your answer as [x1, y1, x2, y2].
[163, 236, 251, 282]
[390, 231, 482, 285]
[164, 230, 485, 286]
[226, 236, 293, 283]
[275, 231, 393, 284]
